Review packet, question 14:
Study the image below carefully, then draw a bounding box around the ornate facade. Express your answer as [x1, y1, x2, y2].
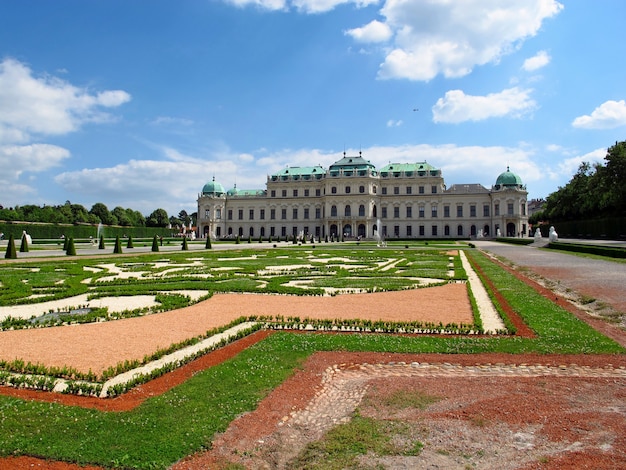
[197, 153, 528, 240]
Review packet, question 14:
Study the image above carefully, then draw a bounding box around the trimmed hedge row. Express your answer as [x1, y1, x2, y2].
[547, 241, 626, 259]
[0, 221, 171, 241]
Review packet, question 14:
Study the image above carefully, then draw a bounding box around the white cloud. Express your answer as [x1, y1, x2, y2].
[522, 50, 551, 71]
[223, 0, 287, 10]
[345, 20, 392, 43]
[432, 87, 536, 123]
[223, 0, 376, 12]
[373, 0, 563, 81]
[0, 58, 131, 140]
[572, 100, 626, 129]
[386, 119, 403, 127]
[556, 148, 606, 178]
[0, 143, 70, 183]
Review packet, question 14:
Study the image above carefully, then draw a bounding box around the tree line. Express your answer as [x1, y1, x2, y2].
[530, 140, 626, 224]
[0, 201, 196, 229]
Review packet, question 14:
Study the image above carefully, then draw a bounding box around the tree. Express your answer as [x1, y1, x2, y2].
[90, 203, 115, 225]
[19, 233, 29, 252]
[151, 235, 160, 252]
[113, 236, 123, 254]
[205, 236, 212, 249]
[146, 208, 169, 227]
[66, 237, 76, 256]
[112, 206, 132, 226]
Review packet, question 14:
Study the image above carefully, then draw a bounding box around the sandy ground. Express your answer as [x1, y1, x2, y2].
[0, 283, 472, 375]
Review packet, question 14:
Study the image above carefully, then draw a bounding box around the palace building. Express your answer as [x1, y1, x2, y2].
[197, 153, 528, 241]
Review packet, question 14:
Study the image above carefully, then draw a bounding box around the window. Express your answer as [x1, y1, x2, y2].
[249, 209, 254, 220]
[495, 203, 500, 216]
[419, 225, 425, 236]
[432, 205, 438, 218]
[292, 208, 298, 219]
[444, 206, 450, 218]
[508, 203, 514, 215]
[271, 190, 276, 197]
[406, 225, 412, 236]
[304, 208, 309, 219]
[373, 186, 377, 194]
[394, 206, 400, 218]
[238, 209, 243, 220]
[406, 186, 412, 195]
[394, 186, 399, 195]
[270, 209, 276, 220]
[382, 187, 387, 195]
[249, 227, 254, 237]
[204, 209, 210, 218]
[457, 225, 463, 236]
[444, 225, 450, 236]
[281, 208, 287, 220]
[457, 205, 463, 217]
[394, 225, 400, 236]
[270, 226, 275, 237]
[358, 204, 365, 217]
[281, 226, 286, 237]
[345, 186, 351, 194]
[381, 206, 387, 218]
[419, 206, 425, 218]
[522, 203, 526, 216]
[432, 225, 438, 236]
[470, 205, 476, 217]
[359, 185, 365, 193]
[344, 205, 351, 217]
[216, 209, 221, 219]
[406, 206, 412, 218]
[331, 186, 337, 194]
[316, 188, 321, 197]
[483, 205, 490, 217]
[304, 189, 309, 197]
[293, 189, 298, 197]
[315, 207, 321, 219]
[261, 227, 265, 237]
[419, 186, 424, 194]
[260, 209, 265, 220]
[281, 189, 287, 197]
[331, 205, 337, 217]
[227, 209, 233, 220]
[431, 185, 437, 194]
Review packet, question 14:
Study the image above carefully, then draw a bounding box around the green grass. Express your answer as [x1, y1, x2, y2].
[0, 246, 624, 468]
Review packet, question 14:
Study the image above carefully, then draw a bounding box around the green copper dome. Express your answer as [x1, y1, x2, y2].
[202, 177, 226, 196]
[495, 167, 523, 187]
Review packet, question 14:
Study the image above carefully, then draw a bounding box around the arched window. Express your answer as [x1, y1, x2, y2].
[457, 225, 463, 236]
[444, 225, 450, 236]
[249, 227, 254, 237]
[331, 205, 337, 217]
[344, 205, 351, 217]
[372, 205, 377, 218]
[358, 204, 365, 217]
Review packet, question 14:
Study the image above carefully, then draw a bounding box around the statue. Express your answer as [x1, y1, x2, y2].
[548, 227, 557, 241]
[534, 227, 542, 241]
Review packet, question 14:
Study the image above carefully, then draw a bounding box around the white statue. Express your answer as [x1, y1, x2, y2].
[549, 226, 558, 242]
[534, 227, 542, 241]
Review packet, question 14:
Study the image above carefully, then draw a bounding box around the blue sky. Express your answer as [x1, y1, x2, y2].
[1, 0, 625, 217]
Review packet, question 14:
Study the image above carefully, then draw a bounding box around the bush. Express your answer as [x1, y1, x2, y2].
[19, 233, 29, 252]
[113, 236, 123, 254]
[205, 236, 212, 249]
[4, 234, 17, 259]
[182, 237, 188, 251]
[66, 237, 76, 256]
[126, 236, 134, 249]
[98, 235, 105, 249]
[151, 235, 159, 252]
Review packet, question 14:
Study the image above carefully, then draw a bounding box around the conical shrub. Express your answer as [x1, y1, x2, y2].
[66, 237, 76, 256]
[205, 236, 212, 249]
[182, 237, 188, 251]
[113, 235, 123, 254]
[98, 235, 105, 249]
[126, 236, 134, 249]
[4, 234, 17, 259]
[19, 233, 29, 252]
[151, 235, 159, 252]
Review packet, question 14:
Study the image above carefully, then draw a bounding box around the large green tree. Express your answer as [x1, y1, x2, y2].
[146, 208, 169, 227]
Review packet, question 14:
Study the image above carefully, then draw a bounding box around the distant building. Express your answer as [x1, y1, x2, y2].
[197, 153, 528, 240]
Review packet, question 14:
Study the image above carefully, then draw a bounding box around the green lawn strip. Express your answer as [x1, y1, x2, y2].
[0, 336, 311, 468]
[466, 249, 624, 354]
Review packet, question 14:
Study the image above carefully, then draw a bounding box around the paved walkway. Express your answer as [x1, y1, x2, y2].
[472, 239, 626, 313]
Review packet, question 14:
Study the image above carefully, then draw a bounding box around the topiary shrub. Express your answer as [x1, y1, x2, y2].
[151, 235, 159, 252]
[4, 234, 17, 259]
[182, 237, 188, 251]
[205, 236, 212, 249]
[66, 237, 77, 256]
[19, 233, 29, 253]
[113, 236, 123, 254]
[126, 236, 134, 249]
[98, 235, 105, 249]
